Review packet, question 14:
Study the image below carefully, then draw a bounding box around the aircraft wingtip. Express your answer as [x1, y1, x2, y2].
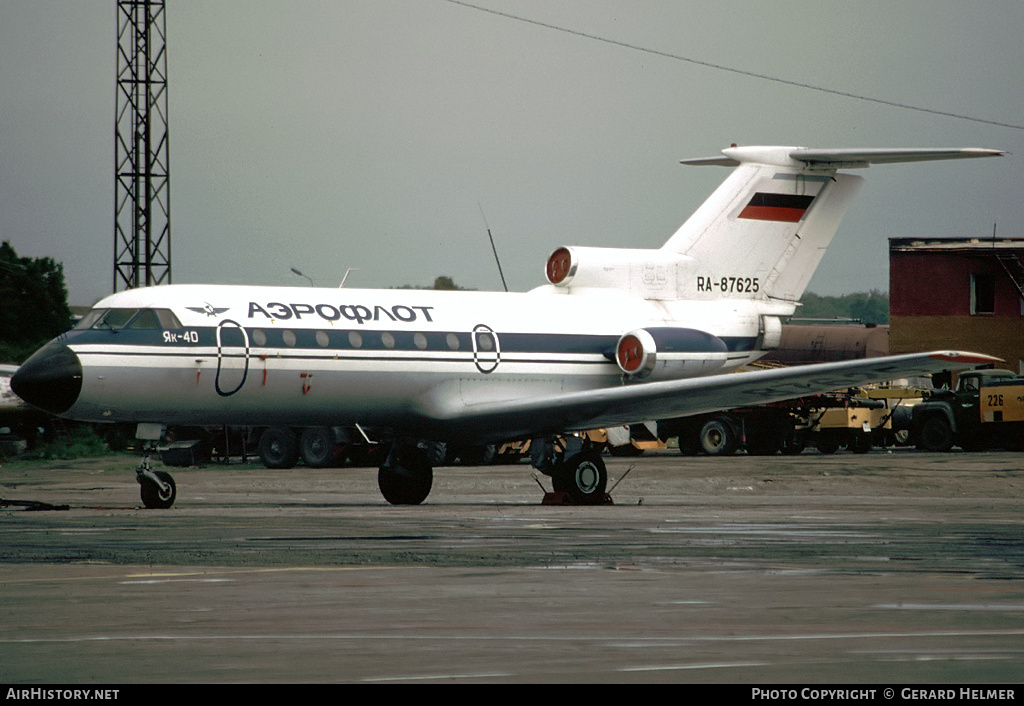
[930, 351, 1004, 365]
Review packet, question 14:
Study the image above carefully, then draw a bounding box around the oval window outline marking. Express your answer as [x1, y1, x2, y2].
[215, 319, 250, 397]
[472, 323, 500, 374]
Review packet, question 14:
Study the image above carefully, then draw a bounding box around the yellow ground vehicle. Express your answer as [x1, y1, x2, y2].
[912, 369, 1024, 451]
[657, 389, 902, 456]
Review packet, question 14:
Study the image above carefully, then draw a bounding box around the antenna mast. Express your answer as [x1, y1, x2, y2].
[114, 0, 171, 291]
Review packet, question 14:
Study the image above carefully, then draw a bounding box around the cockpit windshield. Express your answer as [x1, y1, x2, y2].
[75, 308, 183, 331]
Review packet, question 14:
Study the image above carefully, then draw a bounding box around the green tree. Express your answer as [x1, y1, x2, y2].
[394, 275, 472, 291]
[797, 290, 889, 325]
[0, 241, 74, 363]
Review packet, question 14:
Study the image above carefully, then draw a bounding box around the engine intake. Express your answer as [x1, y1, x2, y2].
[616, 330, 657, 378]
[544, 246, 696, 299]
[614, 327, 729, 380]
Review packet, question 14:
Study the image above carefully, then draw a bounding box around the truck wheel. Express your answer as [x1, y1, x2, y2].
[780, 432, 806, 455]
[849, 432, 873, 454]
[699, 418, 737, 456]
[815, 433, 841, 455]
[918, 416, 954, 452]
[258, 427, 300, 468]
[300, 427, 339, 468]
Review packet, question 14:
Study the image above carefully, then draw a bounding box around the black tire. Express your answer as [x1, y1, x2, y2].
[258, 427, 300, 469]
[815, 433, 842, 454]
[300, 427, 338, 468]
[780, 432, 806, 456]
[918, 416, 954, 452]
[378, 449, 433, 505]
[699, 418, 737, 456]
[140, 470, 176, 509]
[552, 451, 607, 504]
[849, 432, 873, 454]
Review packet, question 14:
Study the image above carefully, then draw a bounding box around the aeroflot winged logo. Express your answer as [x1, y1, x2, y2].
[187, 303, 230, 317]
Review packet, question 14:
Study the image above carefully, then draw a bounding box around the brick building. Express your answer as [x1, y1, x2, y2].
[889, 237, 1024, 374]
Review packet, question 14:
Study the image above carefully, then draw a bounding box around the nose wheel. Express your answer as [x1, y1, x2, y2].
[136, 450, 177, 509]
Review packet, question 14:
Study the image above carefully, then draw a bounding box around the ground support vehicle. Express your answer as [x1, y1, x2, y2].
[658, 391, 897, 456]
[586, 422, 667, 456]
[911, 369, 1024, 451]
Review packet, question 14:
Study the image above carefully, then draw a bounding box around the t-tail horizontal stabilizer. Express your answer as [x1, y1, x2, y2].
[663, 145, 1004, 303]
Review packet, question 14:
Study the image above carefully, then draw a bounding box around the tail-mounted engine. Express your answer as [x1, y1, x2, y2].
[614, 327, 729, 380]
[545, 246, 696, 299]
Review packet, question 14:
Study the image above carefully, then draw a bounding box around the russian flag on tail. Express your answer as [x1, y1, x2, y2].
[738, 193, 815, 222]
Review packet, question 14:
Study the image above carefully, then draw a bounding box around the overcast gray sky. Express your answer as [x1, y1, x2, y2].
[1, 0, 1022, 306]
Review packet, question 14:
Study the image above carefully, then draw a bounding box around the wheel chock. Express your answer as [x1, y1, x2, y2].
[541, 491, 614, 506]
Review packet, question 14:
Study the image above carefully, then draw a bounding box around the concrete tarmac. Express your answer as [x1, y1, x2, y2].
[1, 449, 1023, 683]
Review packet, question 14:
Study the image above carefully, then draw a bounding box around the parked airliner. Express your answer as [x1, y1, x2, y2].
[12, 145, 1003, 507]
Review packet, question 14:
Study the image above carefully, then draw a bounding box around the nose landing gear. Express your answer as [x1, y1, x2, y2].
[136, 450, 177, 509]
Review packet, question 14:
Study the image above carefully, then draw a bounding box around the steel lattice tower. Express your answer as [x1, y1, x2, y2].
[114, 0, 171, 291]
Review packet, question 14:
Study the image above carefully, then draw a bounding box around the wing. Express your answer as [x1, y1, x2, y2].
[417, 351, 998, 441]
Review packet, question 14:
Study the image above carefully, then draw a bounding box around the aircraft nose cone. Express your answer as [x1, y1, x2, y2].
[11, 343, 83, 415]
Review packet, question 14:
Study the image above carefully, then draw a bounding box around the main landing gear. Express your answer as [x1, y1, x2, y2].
[532, 435, 610, 505]
[136, 449, 177, 509]
[375, 436, 611, 506]
[378, 441, 442, 505]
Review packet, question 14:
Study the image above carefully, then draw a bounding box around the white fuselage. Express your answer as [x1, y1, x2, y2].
[53, 283, 773, 436]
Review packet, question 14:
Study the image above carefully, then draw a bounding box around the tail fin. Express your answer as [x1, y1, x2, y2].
[663, 146, 1003, 302]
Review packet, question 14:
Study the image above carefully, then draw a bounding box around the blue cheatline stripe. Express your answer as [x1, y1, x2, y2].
[65, 326, 756, 356]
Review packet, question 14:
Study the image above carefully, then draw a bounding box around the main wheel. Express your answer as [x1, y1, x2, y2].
[378, 449, 433, 505]
[300, 427, 338, 468]
[699, 417, 738, 456]
[258, 427, 300, 469]
[552, 451, 607, 504]
[140, 470, 176, 509]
